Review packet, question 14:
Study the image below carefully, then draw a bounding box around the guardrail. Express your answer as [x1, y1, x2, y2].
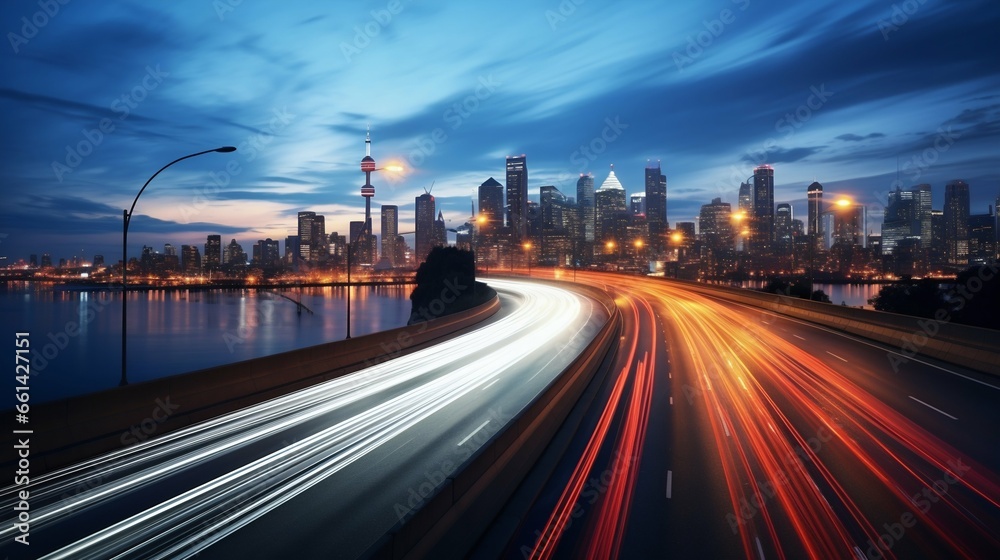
[367, 282, 621, 560]
[660, 278, 1000, 377]
[4, 290, 500, 475]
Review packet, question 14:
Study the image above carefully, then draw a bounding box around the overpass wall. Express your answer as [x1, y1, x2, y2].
[6, 291, 500, 474]
[661, 278, 1000, 377]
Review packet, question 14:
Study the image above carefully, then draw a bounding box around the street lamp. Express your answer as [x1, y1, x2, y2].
[523, 241, 533, 275]
[122, 146, 236, 386]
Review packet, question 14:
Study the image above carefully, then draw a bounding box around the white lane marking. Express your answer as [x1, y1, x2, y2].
[755, 536, 766, 559]
[853, 545, 866, 559]
[908, 396, 958, 420]
[825, 351, 848, 362]
[481, 377, 500, 390]
[792, 334, 805, 340]
[717, 406, 731, 437]
[666, 470, 673, 499]
[458, 420, 491, 446]
[720, 298, 1000, 391]
[670, 396, 674, 405]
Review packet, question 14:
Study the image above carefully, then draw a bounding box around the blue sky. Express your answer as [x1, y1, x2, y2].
[1, 0, 998, 263]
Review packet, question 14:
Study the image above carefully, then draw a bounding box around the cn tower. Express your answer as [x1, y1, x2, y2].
[359, 127, 376, 264]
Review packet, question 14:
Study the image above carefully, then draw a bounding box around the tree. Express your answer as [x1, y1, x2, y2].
[868, 279, 944, 318]
[949, 266, 1000, 330]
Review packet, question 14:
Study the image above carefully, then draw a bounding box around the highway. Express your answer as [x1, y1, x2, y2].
[0, 278, 608, 559]
[489, 271, 1000, 559]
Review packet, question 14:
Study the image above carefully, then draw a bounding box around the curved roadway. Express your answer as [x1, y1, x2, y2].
[0, 278, 607, 560]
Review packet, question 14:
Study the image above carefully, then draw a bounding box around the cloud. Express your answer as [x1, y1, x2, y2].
[836, 133, 886, 142]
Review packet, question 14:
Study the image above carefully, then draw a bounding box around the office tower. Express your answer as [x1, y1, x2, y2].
[930, 210, 945, 265]
[913, 183, 932, 247]
[284, 236, 299, 267]
[630, 193, 646, 217]
[944, 180, 970, 265]
[163, 243, 177, 257]
[225, 239, 246, 266]
[41, 253, 51, 268]
[738, 180, 753, 212]
[478, 177, 505, 229]
[699, 197, 734, 274]
[297, 211, 316, 262]
[181, 245, 201, 273]
[434, 211, 447, 249]
[29, 254, 37, 268]
[540, 185, 572, 265]
[201, 235, 219, 270]
[595, 164, 627, 245]
[506, 155, 527, 242]
[881, 187, 919, 255]
[831, 203, 867, 248]
[256, 238, 280, 268]
[576, 173, 595, 243]
[968, 207, 995, 265]
[93, 255, 104, 267]
[645, 160, 667, 252]
[807, 181, 823, 247]
[312, 215, 329, 263]
[381, 205, 399, 267]
[775, 203, 793, 255]
[751, 165, 775, 255]
[415, 192, 436, 261]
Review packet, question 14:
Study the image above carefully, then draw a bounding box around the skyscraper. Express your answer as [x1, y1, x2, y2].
[807, 181, 823, 248]
[181, 245, 201, 273]
[751, 165, 774, 256]
[595, 164, 627, 246]
[415, 192, 436, 262]
[913, 183, 932, 247]
[478, 177, 504, 235]
[297, 211, 316, 262]
[968, 208, 996, 266]
[630, 193, 646, 217]
[944, 180, 970, 266]
[881, 187, 919, 255]
[204, 235, 221, 270]
[775, 203, 793, 255]
[576, 173, 595, 243]
[381, 205, 399, 267]
[645, 160, 667, 252]
[738, 181, 753, 213]
[506, 155, 527, 242]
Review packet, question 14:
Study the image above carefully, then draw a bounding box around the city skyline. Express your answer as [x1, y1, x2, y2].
[2, 1, 999, 261]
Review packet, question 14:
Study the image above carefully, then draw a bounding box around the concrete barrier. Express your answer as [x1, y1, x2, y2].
[659, 278, 1000, 377]
[4, 291, 500, 475]
[367, 283, 621, 560]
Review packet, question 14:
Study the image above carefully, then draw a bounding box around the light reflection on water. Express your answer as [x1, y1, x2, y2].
[1, 284, 411, 404]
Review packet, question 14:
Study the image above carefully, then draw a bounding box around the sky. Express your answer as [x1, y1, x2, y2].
[1, 0, 998, 263]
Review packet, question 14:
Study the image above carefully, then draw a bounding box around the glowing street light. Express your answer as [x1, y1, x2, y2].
[122, 146, 236, 386]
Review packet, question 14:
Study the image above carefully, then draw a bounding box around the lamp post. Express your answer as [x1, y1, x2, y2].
[122, 146, 235, 386]
[523, 241, 533, 276]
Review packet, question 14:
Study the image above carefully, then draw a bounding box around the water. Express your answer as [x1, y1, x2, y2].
[2, 283, 412, 405]
[738, 281, 885, 308]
